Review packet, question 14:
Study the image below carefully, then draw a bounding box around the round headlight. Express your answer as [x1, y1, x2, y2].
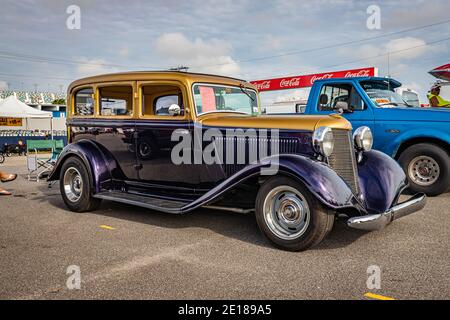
[353, 126, 373, 151]
[313, 126, 334, 157]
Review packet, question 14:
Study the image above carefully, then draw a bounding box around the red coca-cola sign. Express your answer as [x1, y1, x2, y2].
[251, 67, 376, 92]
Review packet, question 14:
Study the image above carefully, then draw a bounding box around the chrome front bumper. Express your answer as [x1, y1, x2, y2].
[347, 193, 426, 231]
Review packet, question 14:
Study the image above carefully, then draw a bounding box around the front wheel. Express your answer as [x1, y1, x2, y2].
[60, 157, 101, 212]
[398, 143, 450, 196]
[255, 176, 334, 251]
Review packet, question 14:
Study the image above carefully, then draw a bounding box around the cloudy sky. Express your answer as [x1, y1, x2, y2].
[0, 0, 449, 103]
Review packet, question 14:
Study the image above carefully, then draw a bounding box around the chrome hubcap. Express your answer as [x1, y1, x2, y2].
[63, 167, 83, 202]
[263, 186, 310, 240]
[408, 156, 440, 186]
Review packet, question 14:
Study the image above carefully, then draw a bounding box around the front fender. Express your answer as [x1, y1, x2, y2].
[47, 139, 123, 193]
[357, 150, 407, 214]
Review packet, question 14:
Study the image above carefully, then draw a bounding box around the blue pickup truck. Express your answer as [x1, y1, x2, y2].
[304, 76, 450, 196]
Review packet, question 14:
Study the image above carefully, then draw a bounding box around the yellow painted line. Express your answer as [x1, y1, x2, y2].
[364, 292, 396, 300]
[99, 225, 115, 230]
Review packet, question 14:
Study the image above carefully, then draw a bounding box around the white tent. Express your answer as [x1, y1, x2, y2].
[0, 96, 52, 118]
[0, 95, 54, 138]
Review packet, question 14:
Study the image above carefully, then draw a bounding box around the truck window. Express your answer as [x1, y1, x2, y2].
[318, 84, 365, 111]
[318, 84, 350, 111]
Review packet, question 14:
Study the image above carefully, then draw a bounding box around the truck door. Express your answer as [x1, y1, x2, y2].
[313, 82, 375, 132]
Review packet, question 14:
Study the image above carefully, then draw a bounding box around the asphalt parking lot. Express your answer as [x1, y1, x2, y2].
[0, 156, 449, 300]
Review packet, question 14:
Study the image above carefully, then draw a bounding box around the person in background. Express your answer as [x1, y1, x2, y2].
[0, 171, 17, 196]
[428, 84, 450, 108]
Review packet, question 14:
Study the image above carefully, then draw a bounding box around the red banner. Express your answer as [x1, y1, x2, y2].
[251, 67, 377, 92]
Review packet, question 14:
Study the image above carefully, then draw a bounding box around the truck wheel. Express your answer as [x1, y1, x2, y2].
[399, 143, 450, 196]
[60, 157, 101, 212]
[255, 176, 334, 251]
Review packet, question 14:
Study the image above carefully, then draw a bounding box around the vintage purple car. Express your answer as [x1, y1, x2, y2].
[48, 72, 426, 251]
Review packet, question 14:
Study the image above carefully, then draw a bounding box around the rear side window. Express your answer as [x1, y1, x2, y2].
[99, 86, 133, 116]
[74, 88, 94, 116]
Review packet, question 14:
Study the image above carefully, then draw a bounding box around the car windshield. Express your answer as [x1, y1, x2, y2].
[360, 80, 410, 107]
[193, 84, 258, 116]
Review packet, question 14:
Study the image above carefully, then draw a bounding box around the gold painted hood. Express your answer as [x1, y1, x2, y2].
[196, 113, 352, 131]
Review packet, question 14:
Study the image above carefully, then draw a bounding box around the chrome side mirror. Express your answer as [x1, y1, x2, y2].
[168, 104, 181, 116]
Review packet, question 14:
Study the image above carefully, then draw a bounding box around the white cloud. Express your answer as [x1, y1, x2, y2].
[386, 37, 428, 59]
[338, 37, 441, 63]
[76, 58, 119, 77]
[154, 33, 240, 76]
[0, 81, 8, 90]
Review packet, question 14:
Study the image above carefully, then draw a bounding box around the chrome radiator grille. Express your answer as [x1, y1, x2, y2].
[328, 130, 360, 194]
[216, 136, 299, 177]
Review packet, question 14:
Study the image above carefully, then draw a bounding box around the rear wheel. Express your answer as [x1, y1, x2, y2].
[60, 157, 101, 212]
[255, 176, 334, 251]
[398, 143, 450, 196]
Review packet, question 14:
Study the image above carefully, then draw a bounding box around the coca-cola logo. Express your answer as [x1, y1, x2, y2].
[254, 81, 271, 90]
[310, 73, 334, 84]
[344, 70, 371, 78]
[279, 77, 301, 88]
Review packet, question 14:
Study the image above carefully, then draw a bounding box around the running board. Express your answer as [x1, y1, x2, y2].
[94, 191, 189, 214]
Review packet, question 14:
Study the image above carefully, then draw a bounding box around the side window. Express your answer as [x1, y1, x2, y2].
[141, 85, 184, 116]
[318, 85, 350, 111]
[74, 88, 94, 116]
[99, 86, 133, 116]
[154, 95, 179, 115]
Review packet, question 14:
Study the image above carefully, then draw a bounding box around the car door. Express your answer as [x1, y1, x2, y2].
[93, 82, 138, 180]
[134, 81, 199, 190]
[314, 82, 375, 132]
